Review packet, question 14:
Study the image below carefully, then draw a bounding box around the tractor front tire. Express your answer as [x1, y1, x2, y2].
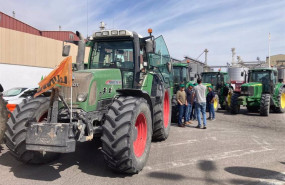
[274, 87, 285, 113]
[0, 95, 8, 143]
[230, 93, 240, 114]
[101, 96, 152, 174]
[152, 89, 171, 141]
[260, 94, 270, 116]
[4, 97, 60, 164]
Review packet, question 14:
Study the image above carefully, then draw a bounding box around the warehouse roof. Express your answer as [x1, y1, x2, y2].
[0, 11, 79, 41]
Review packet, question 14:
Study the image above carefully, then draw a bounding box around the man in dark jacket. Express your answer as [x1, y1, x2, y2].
[206, 85, 215, 121]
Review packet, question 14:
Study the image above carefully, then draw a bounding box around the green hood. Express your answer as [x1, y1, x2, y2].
[241, 82, 262, 87]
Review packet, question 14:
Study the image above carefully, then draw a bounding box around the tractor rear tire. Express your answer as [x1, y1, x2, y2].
[4, 97, 60, 164]
[260, 94, 270, 116]
[0, 95, 8, 143]
[230, 93, 240, 114]
[101, 96, 152, 174]
[274, 87, 285, 113]
[152, 89, 171, 141]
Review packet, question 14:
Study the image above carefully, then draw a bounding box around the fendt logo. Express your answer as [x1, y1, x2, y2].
[72, 83, 79, 87]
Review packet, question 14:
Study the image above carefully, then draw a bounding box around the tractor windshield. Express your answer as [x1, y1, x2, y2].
[173, 67, 187, 84]
[90, 41, 134, 70]
[202, 73, 218, 85]
[248, 70, 270, 83]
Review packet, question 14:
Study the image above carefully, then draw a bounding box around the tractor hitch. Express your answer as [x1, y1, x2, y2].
[26, 122, 76, 153]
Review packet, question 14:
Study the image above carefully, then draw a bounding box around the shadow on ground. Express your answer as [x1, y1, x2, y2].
[0, 140, 130, 181]
[225, 166, 285, 182]
[146, 171, 186, 181]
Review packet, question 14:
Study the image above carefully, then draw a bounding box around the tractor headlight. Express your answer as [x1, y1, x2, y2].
[94, 32, 101, 37]
[111, 30, 118, 35]
[102, 31, 109, 36]
[119, 30, 126, 35]
[77, 93, 87, 102]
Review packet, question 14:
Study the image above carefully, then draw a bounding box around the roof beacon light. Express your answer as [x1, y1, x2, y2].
[148, 28, 152, 36]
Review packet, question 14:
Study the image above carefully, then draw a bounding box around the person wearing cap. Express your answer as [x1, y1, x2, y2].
[192, 78, 207, 129]
[185, 83, 194, 125]
[176, 84, 187, 127]
[207, 85, 216, 121]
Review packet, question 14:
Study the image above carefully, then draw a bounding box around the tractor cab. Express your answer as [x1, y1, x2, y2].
[201, 72, 230, 92]
[172, 63, 190, 93]
[246, 68, 278, 94]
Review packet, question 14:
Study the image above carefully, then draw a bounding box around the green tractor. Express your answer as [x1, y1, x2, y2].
[201, 71, 232, 111]
[231, 68, 285, 116]
[4, 29, 173, 174]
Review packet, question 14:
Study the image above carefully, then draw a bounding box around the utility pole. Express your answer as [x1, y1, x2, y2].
[204, 49, 209, 65]
[268, 32, 271, 67]
[231, 48, 236, 65]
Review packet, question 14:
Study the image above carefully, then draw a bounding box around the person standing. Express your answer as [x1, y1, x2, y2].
[190, 84, 197, 121]
[176, 84, 187, 127]
[0, 84, 3, 93]
[192, 78, 207, 129]
[207, 86, 216, 121]
[185, 83, 194, 125]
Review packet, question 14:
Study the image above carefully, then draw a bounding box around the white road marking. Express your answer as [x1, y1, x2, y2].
[144, 147, 273, 172]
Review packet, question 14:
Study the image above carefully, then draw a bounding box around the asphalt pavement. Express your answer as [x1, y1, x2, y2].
[0, 108, 284, 185]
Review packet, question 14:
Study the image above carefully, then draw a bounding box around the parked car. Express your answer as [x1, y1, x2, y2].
[3, 87, 38, 112]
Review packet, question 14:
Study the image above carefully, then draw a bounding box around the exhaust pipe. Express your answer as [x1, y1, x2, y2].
[76, 31, 85, 71]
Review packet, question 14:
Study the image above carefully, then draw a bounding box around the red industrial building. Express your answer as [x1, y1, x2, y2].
[0, 11, 79, 41]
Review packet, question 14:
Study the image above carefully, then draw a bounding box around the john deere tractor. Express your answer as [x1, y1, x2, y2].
[231, 68, 285, 116]
[201, 71, 232, 111]
[4, 29, 172, 173]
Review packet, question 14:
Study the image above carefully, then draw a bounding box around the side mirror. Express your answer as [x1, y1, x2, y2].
[62, 45, 71, 56]
[146, 40, 155, 53]
[241, 72, 244, 76]
[166, 62, 172, 73]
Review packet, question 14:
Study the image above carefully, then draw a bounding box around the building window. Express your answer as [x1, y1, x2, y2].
[69, 34, 74, 40]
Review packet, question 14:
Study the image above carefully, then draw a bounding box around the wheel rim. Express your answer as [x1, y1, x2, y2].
[163, 91, 170, 128]
[214, 98, 218, 110]
[281, 92, 285, 109]
[38, 111, 48, 122]
[133, 113, 147, 158]
[227, 93, 232, 107]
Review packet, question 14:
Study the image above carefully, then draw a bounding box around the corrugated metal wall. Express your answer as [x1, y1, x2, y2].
[41, 31, 79, 41]
[0, 27, 90, 68]
[0, 12, 40, 35]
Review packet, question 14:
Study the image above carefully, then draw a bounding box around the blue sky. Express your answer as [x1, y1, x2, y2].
[1, 0, 284, 66]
